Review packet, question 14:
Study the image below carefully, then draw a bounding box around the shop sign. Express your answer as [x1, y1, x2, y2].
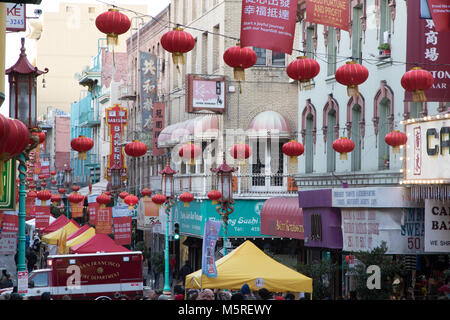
[0, 159, 16, 210]
[305, 0, 349, 31]
[6, 3, 26, 32]
[425, 199, 450, 252]
[0, 232, 17, 255]
[105, 104, 128, 181]
[136, 198, 160, 231]
[186, 74, 226, 114]
[332, 187, 420, 208]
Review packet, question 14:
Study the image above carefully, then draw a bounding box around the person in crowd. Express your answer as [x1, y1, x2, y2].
[9, 293, 23, 300]
[216, 290, 232, 300]
[186, 289, 199, 300]
[169, 254, 176, 285]
[257, 288, 273, 300]
[41, 292, 52, 300]
[158, 294, 169, 300]
[179, 261, 193, 286]
[0, 270, 8, 283]
[275, 295, 285, 300]
[0, 273, 13, 289]
[62, 295, 71, 300]
[231, 292, 244, 300]
[26, 247, 37, 273]
[197, 289, 215, 300]
[285, 293, 295, 300]
[240, 283, 254, 300]
[173, 284, 185, 296]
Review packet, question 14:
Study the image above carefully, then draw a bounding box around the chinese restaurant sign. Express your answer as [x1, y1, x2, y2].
[240, 0, 298, 54]
[105, 104, 128, 181]
[96, 207, 112, 234]
[113, 216, 132, 246]
[152, 102, 165, 156]
[140, 51, 158, 149]
[305, 0, 349, 31]
[406, 0, 450, 102]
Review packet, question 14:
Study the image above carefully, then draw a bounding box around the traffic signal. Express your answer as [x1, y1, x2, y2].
[173, 223, 180, 240]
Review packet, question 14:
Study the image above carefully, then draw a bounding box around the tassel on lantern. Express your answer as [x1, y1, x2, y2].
[289, 156, 298, 164]
[339, 152, 348, 160]
[299, 80, 312, 91]
[106, 33, 119, 46]
[128, 205, 134, 210]
[233, 67, 245, 94]
[78, 152, 87, 160]
[347, 85, 360, 97]
[212, 200, 218, 205]
[392, 146, 401, 154]
[184, 202, 190, 208]
[412, 90, 427, 102]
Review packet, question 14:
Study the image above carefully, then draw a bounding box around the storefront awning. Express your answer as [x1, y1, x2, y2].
[260, 197, 304, 240]
[247, 110, 291, 138]
[158, 114, 219, 147]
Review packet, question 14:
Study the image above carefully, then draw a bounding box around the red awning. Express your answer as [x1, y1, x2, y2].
[67, 224, 90, 241]
[69, 234, 130, 254]
[42, 215, 69, 234]
[260, 197, 304, 240]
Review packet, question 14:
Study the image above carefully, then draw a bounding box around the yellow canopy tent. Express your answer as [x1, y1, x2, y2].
[66, 227, 95, 248]
[185, 240, 313, 293]
[42, 221, 79, 245]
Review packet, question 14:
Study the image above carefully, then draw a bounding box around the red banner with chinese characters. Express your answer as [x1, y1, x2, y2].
[35, 206, 50, 230]
[305, 0, 349, 31]
[152, 102, 165, 156]
[427, 0, 450, 32]
[113, 216, 132, 245]
[26, 197, 36, 220]
[2, 213, 18, 233]
[0, 211, 3, 229]
[71, 202, 84, 218]
[406, 1, 450, 102]
[88, 202, 99, 225]
[105, 104, 128, 181]
[240, 0, 298, 54]
[96, 207, 112, 234]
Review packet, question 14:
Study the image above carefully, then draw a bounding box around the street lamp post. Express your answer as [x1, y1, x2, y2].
[6, 38, 47, 276]
[160, 159, 177, 297]
[211, 153, 237, 256]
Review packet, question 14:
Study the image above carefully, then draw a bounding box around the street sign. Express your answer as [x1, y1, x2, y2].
[17, 271, 28, 295]
[6, 3, 26, 32]
[0, 159, 17, 211]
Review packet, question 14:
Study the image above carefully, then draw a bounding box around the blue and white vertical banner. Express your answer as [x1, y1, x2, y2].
[201, 219, 222, 278]
[140, 51, 159, 135]
[112, 205, 131, 218]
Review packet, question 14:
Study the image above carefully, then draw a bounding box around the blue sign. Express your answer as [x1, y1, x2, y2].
[201, 219, 221, 278]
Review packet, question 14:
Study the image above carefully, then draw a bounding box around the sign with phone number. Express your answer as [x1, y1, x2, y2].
[6, 3, 26, 32]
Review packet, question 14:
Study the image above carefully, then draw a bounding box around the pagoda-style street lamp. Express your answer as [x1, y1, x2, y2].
[210, 153, 237, 256]
[6, 37, 47, 277]
[160, 159, 177, 297]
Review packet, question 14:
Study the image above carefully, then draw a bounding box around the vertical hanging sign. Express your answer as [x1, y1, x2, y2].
[140, 51, 159, 144]
[105, 104, 128, 181]
[240, 0, 298, 54]
[87, 194, 100, 225]
[96, 207, 112, 234]
[35, 206, 50, 230]
[201, 219, 222, 278]
[113, 216, 132, 245]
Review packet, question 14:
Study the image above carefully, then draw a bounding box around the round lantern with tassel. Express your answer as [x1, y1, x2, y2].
[96, 193, 111, 208]
[124, 194, 139, 210]
[37, 189, 52, 205]
[151, 194, 167, 210]
[32, 131, 46, 145]
[95, 9, 131, 46]
[68, 192, 84, 212]
[125, 140, 147, 158]
[179, 192, 194, 208]
[119, 191, 129, 201]
[160, 27, 195, 70]
[51, 179, 57, 185]
[71, 135, 94, 160]
[179, 143, 201, 165]
[286, 56, 320, 91]
[401, 67, 434, 102]
[27, 190, 38, 200]
[335, 61, 369, 97]
[230, 143, 251, 165]
[208, 189, 222, 205]
[385, 131, 407, 154]
[72, 186, 80, 192]
[333, 137, 355, 160]
[141, 188, 152, 199]
[282, 140, 305, 164]
[51, 194, 61, 206]
[223, 43, 257, 93]
[58, 188, 66, 195]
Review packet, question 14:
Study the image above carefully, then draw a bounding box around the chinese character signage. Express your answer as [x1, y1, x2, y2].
[426, 0, 450, 32]
[240, 0, 298, 54]
[2, 212, 18, 233]
[186, 74, 226, 114]
[305, 0, 349, 31]
[87, 194, 100, 225]
[26, 197, 36, 220]
[140, 51, 158, 144]
[71, 201, 84, 218]
[201, 219, 222, 278]
[113, 216, 132, 245]
[152, 102, 165, 156]
[96, 207, 112, 234]
[35, 206, 50, 230]
[105, 104, 128, 181]
[0, 159, 16, 211]
[406, 0, 450, 102]
[0, 233, 17, 255]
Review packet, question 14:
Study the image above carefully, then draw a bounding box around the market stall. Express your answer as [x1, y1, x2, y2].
[41, 215, 70, 234]
[185, 240, 313, 293]
[42, 220, 80, 245]
[69, 234, 130, 254]
[66, 226, 96, 248]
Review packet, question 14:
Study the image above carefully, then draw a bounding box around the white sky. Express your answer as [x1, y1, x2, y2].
[1, 0, 170, 116]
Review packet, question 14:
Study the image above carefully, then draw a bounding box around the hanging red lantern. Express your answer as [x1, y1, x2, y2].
[385, 131, 407, 154]
[125, 140, 147, 158]
[37, 189, 52, 205]
[51, 194, 61, 206]
[72, 186, 80, 192]
[50, 171, 56, 176]
[401, 67, 434, 102]
[51, 179, 57, 184]
[282, 140, 305, 164]
[95, 9, 131, 46]
[124, 194, 139, 210]
[141, 188, 152, 199]
[178, 143, 201, 165]
[286, 56, 320, 90]
[333, 137, 355, 160]
[104, 191, 111, 196]
[27, 190, 37, 199]
[179, 192, 194, 208]
[26, 177, 34, 183]
[335, 61, 369, 97]
[160, 27, 195, 68]
[208, 189, 222, 205]
[32, 131, 46, 145]
[71, 135, 94, 160]
[68, 192, 84, 205]
[96, 193, 111, 208]
[38, 174, 46, 180]
[29, 184, 36, 190]
[41, 182, 47, 188]
[223, 43, 257, 92]
[230, 143, 251, 164]
[151, 194, 167, 209]
[119, 191, 129, 200]
[58, 188, 66, 195]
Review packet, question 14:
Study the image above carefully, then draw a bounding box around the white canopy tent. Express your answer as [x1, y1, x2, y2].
[78, 179, 109, 196]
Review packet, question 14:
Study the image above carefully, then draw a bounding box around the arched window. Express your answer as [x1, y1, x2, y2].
[301, 99, 316, 173]
[323, 94, 339, 172]
[346, 95, 365, 171]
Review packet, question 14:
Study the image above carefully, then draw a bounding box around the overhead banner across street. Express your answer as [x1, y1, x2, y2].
[305, 0, 350, 31]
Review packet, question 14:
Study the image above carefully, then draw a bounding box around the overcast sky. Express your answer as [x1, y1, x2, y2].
[2, 0, 170, 116]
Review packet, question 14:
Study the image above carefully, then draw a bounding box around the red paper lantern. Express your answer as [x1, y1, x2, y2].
[95, 9, 131, 45]
[37, 189, 52, 204]
[333, 137, 355, 160]
[223, 44, 257, 85]
[160, 27, 195, 67]
[151, 194, 167, 207]
[179, 143, 201, 165]
[96, 193, 111, 208]
[141, 188, 152, 198]
[27, 190, 37, 199]
[50, 171, 56, 176]
[72, 186, 80, 192]
[104, 191, 111, 196]
[230, 143, 251, 163]
[26, 177, 34, 183]
[207, 189, 222, 205]
[51, 194, 61, 206]
[335, 61, 369, 97]
[282, 140, 305, 164]
[58, 188, 66, 195]
[71, 135, 94, 160]
[179, 192, 194, 208]
[125, 140, 147, 158]
[385, 131, 407, 154]
[32, 131, 46, 145]
[401, 67, 434, 102]
[68, 192, 84, 204]
[51, 179, 56, 184]
[124, 194, 139, 210]
[119, 191, 129, 200]
[41, 182, 47, 188]
[286, 56, 320, 90]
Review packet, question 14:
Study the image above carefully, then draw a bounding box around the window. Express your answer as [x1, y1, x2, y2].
[326, 110, 336, 172]
[254, 47, 266, 66]
[213, 25, 220, 72]
[351, 105, 362, 171]
[306, 27, 315, 58]
[271, 51, 285, 66]
[202, 32, 208, 74]
[251, 139, 285, 187]
[253, 48, 285, 66]
[409, 102, 422, 119]
[88, 7, 95, 14]
[327, 28, 337, 76]
[31, 272, 49, 287]
[305, 115, 314, 173]
[378, 101, 391, 170]
[352, 6, 363, 63]
[379, 0, 391, 45]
